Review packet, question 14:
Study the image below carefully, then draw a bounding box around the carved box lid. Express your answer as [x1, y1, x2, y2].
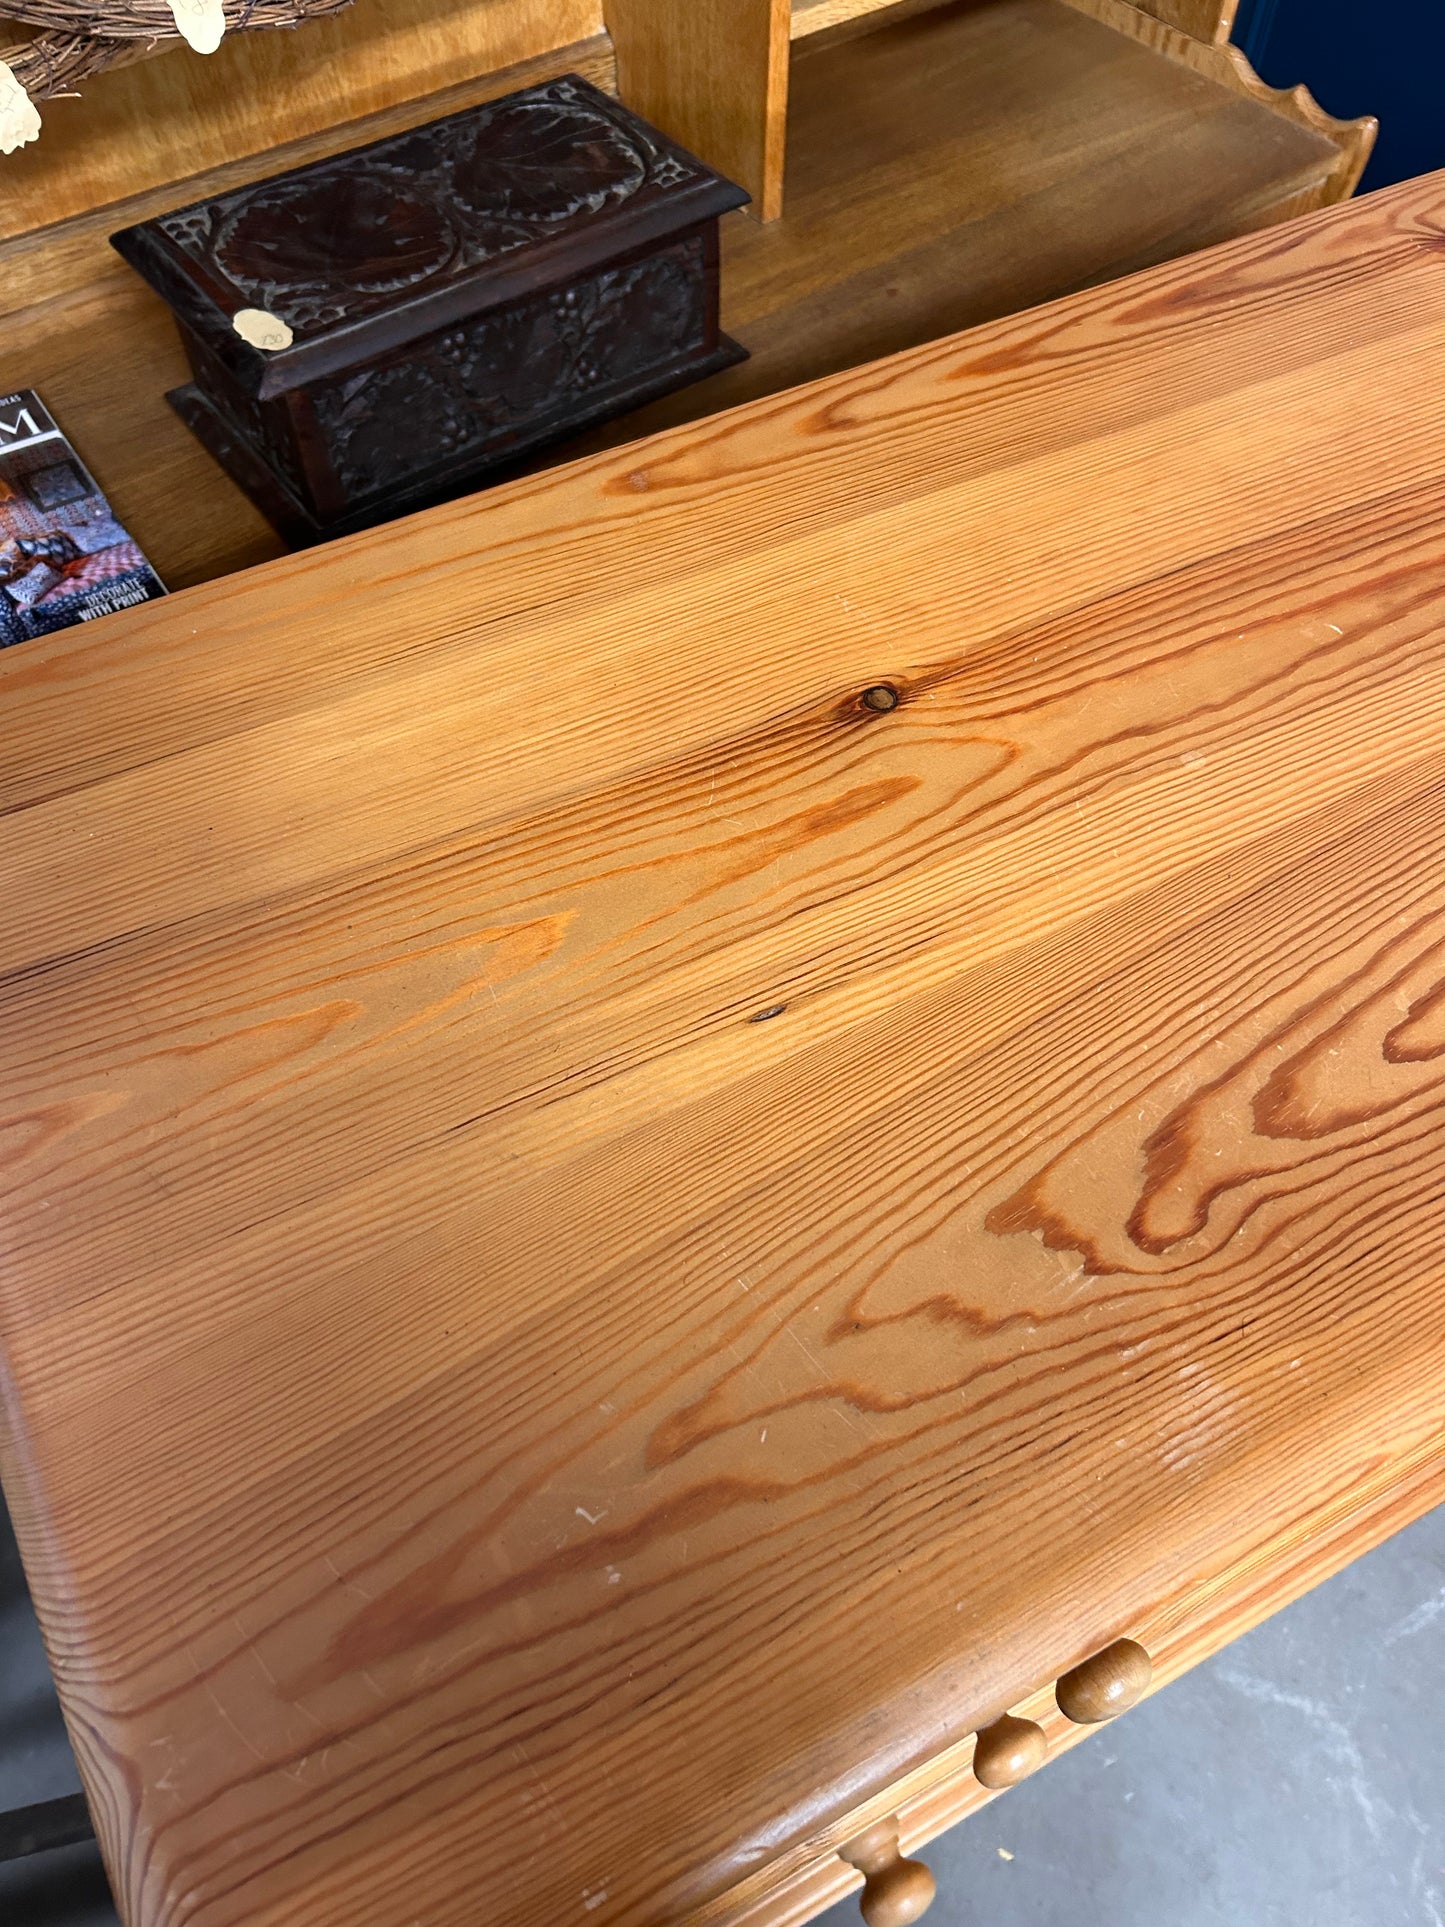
[110, 75, 749, 401]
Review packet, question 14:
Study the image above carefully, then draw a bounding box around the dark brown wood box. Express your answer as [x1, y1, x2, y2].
[110, 75, 749, 543]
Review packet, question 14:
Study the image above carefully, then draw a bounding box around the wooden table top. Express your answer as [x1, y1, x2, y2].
[3, 172, 1445, 1927]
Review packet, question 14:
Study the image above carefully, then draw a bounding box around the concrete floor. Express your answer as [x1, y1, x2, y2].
[2, 1496, 1441, 1926]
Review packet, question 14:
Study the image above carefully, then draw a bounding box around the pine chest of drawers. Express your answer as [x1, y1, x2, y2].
[3, 174, 1444, 1927]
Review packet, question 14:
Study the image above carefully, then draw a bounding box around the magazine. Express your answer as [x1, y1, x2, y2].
[0, 389, 166, 646]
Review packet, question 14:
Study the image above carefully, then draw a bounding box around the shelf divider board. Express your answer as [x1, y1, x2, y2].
[605, 0, 792, 218]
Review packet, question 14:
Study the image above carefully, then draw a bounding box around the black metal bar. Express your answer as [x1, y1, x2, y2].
[0, 1792, 94, 1862]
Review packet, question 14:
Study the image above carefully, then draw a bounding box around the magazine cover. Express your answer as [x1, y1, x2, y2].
[0, 390, 166, 647]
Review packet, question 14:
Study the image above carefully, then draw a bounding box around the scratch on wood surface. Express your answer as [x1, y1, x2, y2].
[324, 1553, 376, 1604]
[202, 1681, 267, 1765]
[513, 1738, 571, 1836]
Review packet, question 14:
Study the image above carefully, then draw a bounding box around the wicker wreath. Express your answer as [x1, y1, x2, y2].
[1, 0, 352, 114]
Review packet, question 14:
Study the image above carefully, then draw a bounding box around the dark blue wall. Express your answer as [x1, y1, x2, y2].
[1233, 0, 1445, 191]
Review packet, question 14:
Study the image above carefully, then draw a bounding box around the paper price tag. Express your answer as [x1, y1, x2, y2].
[0, 62, 41, 155]
[169, 0, 227, 55]
[232, 308, 294, 351]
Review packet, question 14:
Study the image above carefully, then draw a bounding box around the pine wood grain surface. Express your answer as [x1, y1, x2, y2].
[3, 173, 1445, 1927]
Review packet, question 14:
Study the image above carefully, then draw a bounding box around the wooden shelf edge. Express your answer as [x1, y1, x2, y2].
[1130, 0, 1238, 46]
[702, 1425, 1445, 1927]
[790, 0, 929, 38]
[1057, 0, 1377, 199]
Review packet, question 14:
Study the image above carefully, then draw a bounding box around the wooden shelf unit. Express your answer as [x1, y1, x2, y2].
[0, 0, 1374, 597]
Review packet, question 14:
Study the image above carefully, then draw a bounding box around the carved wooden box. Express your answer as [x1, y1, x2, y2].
[110, 76, 749, 542]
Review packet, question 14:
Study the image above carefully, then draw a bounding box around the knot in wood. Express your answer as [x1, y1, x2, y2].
[860, 684, 899, 712]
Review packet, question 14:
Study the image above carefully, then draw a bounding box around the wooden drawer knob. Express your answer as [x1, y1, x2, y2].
[972, 1712, 1047, 1789]
[1055, 1638, 1152, 1723]
[839, 1818, 937, 1927]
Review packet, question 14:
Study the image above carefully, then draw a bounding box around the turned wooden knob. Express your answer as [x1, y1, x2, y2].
[1055, 1637, 1152, 1723]
[972, 1712, 1048, 1789]
[838, 1818, 937, 1927]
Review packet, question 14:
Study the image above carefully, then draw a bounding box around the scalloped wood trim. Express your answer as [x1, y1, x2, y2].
[1057, 0, 1376, 201]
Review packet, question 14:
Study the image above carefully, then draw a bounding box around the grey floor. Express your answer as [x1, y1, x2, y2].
[2, 1498, 1441, 1927]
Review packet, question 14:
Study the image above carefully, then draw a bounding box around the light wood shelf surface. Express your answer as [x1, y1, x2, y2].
[2, 169, 1444, 1927]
